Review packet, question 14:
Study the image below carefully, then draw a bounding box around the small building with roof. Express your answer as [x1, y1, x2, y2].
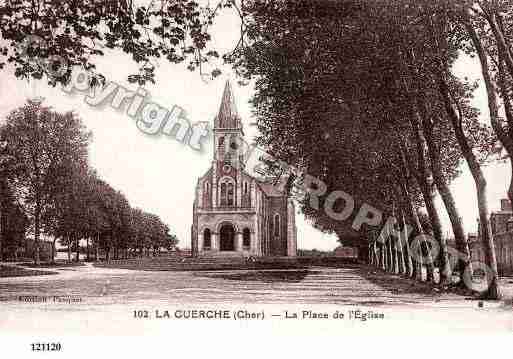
[471, 198, 513, 275]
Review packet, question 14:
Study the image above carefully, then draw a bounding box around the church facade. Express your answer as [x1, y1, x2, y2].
[191, 81, 297, 257]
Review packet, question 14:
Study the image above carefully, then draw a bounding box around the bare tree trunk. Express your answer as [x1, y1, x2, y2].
[75, 236, 80, 262]
[439, 97, 500, 297]
[95, 233, 100, 261]
[370, 240, 376, 267]
[418, 180, 443, 283]
[401, 46, 442, 283]
[51, 237, 57, 264]
[393, 240, 399, 274]
[391, 201, 403, 275]
[398, 148, 425, 281]
[384, 240, 391, 272]
[496, 49, 513, 207]
[373, 241, 379, 268]
[476, 178, 501, 299]
[383, 241, 389, 271]
[422, 114, 464, 284]
[383, 241, 388, 271]
[395, 187, 414, 278]
[453, 20, 503, 299]
[67, 233, 71, 262]
[401, 179, 424, 281]
[381, 243, 386, 271]
[372, 240, 378, 267]
[86, 237, 90, 261]
[411, 206, 426, 281]
[399, 208, 413, 277]
[387, 239, 393, 272]
[432, 171, 469, 277]
[397, 240, 405, 274]
[409, 108, 443, 283]
[34, 198, 41, 265]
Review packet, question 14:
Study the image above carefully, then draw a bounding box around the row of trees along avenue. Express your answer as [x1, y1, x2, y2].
[224, 0, 513, 300]
[0, 101, 178, 264]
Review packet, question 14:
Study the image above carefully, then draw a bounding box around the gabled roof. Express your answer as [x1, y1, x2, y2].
[241, 168, 286, 198]
[214, 80, 242, 129]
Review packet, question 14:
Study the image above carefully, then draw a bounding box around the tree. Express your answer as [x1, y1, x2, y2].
[0, 0, 236, 85]
[0, 179, 29, 260]
[0, 100, 91, 264]
[227, 0, 503, 296]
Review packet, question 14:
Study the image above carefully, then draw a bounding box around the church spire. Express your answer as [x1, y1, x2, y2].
[215, 80, 241, 129]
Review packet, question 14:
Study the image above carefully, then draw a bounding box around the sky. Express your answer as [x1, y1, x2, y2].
[0, 4, 510, 251]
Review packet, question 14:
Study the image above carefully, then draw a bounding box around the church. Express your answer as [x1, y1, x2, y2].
[191, 81, 297, 257]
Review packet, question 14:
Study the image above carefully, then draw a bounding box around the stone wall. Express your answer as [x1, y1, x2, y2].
[495, 232, 513, 276]
[268, 196, 288, 256]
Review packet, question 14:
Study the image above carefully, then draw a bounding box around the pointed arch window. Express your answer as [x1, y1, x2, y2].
[219, 178, 235, 207]
[227, 183, 234, 206]
[220, 183, 227, 206]
[203, 181, 211, 207]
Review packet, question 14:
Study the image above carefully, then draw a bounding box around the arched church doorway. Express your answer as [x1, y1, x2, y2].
[220, 224, 235, 251]
[203, 229, 211, 250]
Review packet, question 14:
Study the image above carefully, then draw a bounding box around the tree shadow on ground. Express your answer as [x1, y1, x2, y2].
[195, 269, 320, 283]
[356, 266, 464, 298]
[17, 261, 85, 268]
[0, 265, 57, 278]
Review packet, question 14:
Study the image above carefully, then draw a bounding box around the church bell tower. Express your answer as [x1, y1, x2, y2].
[211, 81, 246, 208]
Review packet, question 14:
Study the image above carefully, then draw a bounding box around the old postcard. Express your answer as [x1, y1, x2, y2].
[1, 0, 512, 357]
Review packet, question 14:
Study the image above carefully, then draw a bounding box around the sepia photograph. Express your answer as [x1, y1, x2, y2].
[0, 0, 512, 356]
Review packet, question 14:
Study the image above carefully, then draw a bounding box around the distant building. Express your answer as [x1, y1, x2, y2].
[191, 81, 297, 258]
[470, 198, 513, 276]
[488, 198, 513, 234]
